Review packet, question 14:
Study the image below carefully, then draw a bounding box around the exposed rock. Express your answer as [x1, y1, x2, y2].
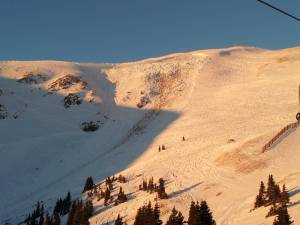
[137, 95, 151, 108]
[17, 72, 48, 84]
[48, 74, 87, 91]
[0, 89, 2, 96]
[81, 121, 100, 132]
[64, 93, 82, 108]
[0, 104, 8, 119]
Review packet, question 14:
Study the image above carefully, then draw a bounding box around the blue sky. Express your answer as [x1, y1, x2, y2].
[1, 0, 300, 62]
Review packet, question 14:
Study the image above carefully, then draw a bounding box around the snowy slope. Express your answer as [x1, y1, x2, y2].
[1, 46, 300, 225]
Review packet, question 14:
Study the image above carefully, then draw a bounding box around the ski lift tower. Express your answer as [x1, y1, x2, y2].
[257, 0, 300, 121]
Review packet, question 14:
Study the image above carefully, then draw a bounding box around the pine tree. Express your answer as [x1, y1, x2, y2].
[44, 213, 52, 225]
[83, 176, 94, 193]
[84, 200, 94, 218]
[154, 203, 162, 225]
[274, 184, 282, 203]
[266, 203, 279, 218]
[41, 203, 44, 216]
[254, 181, 266, 208]
[72, 205, 83, 225]
[157, 178, 168, 199]
[38, 213, 44, 225]
[266, 175, 281, 205]
[280, 184, 290, 206]
[133, 201, 162, 225]
[145, 201, 154, 225]
[53, 213, 60, 225]
[67, 201, 77, 225]
[106, 176, 114, 190]
[114, 214, 123, 225]
[64, 192, 72, 214]
[133, 207, 143, 225]
[198, 201, 216, 225]
[104, 188, 111, 206]
[267, 175, 276, 202]
[53, 198, 63, 215]
[29, 218, 37, 225]
[25, 213, 32, 225]
[118, 174, 126, 183]
[166, 207, 184, 225]
[148, 177, 155, 193]
[273, 205, 293, 225]
[115, 187, 127, 205]
[36, 201, 41, 217]
[188, 201, 198, 225]
[142, 179, 148, 191]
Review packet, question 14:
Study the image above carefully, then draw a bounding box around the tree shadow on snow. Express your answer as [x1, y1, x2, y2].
[169, 182, 202, 199]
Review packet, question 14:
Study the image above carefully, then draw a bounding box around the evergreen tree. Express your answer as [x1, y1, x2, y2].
[280, 185, 290, 206]
[44, 213, 52, 225]
[198, 201, 215, 225]
[148, 177, 155, 193]
[145, 201, 154, 225]
[38, 213, 44, 225]
[64, 192, 72, 214]
[83, 176, 94, 193]
[114, 214, 123, 225]
[266, 175, 281, 205]
[274, 184, 282, 203]
[154, 203, 162, 225]
[273, 205, 293, 225]
[166, 207, 184, 225]
[66, 200, 93, 225]
[25, 213, 32, 225]
[157, 178, 168, 199]
[53, 198, 62, 215]
[133, 201, 160, 225]
[29, 218, 37, 225]
[118, 175, 126, 183]
[115, 187, 128, 205]
[72, 205, 83, 225]
[67, 201, 77, 225]
[188, 201, 215, 225]
[53, 213, 60, 225]
[84, 200, 94, 218]
[133, 207, 143, 225]
[267, 175, 276, 202]
[188, 201, 198, 225]
[106, 176, 114, 190]
[142, 179, 148, 191]
[254, 181, 266, 208]
[104, 187, 111, 206]
[266, 203, 280, 218]
[36, 201, 41, 218]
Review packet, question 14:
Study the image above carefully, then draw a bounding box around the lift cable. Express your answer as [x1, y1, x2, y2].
[257, 0, 300, 22]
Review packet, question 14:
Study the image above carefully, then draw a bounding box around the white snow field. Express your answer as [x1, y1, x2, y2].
[1, 46, 300, 225]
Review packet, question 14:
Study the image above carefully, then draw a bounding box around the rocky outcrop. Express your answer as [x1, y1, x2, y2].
[137, 95, 151, 108]
[80, 121, 100, 132]
[64, 93, 82, 108]
[17, 73, 48, 85]
[0, 104, 8, 119]
[48, 74, 87, 91]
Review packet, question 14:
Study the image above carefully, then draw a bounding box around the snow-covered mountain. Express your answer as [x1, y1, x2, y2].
[1, 46, 300, 225]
